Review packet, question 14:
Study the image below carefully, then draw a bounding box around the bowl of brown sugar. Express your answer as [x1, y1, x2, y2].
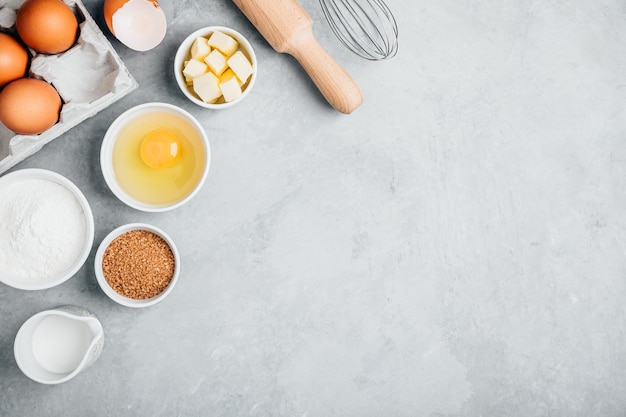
[94, 223, 180, 308]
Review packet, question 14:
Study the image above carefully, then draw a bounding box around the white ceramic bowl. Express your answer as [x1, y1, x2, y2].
[174, 26, 257, 109]
[94, 223, 180, 308]
[14, 306, 104, 384]
[0, 169, 94, 290]
[100, 102, 210, 212]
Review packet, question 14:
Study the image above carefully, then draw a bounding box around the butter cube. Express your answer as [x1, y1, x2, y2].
[204, 49, 228, 76]
[219, 76, 242, 102]
[190, 36, 211, 60]
[227, 51, 253, 84]
[194, 71, 219, 87]
[219, 68, 242, 86]
[207, 31, 238, 56]
[193, 72, 221, 103]
[183, 59, 208, 79]
[183, 61, 193, 85]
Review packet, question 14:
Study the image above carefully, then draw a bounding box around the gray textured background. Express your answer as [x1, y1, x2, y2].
[2, 0, 626, 416]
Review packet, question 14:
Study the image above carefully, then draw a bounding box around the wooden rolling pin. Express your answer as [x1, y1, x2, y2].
[232, 0, 363, 114]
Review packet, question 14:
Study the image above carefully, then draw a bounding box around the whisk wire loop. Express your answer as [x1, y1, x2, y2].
[319, 0, 398, 60]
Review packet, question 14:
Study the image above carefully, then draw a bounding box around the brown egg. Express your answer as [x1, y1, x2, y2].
[0, 78, 62, 134]
[16, 0, 79, 54]
[0, 33, 29, 87]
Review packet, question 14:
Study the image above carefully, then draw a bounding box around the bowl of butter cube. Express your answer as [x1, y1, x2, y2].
[174, 26, 257, 109]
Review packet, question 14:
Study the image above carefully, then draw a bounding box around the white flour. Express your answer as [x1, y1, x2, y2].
[0, 179, 87, 280]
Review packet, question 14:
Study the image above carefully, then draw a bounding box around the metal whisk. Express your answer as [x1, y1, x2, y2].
[319, 0, 398, 60]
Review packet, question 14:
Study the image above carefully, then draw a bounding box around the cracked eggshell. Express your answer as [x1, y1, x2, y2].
[103, 0, 166, 52]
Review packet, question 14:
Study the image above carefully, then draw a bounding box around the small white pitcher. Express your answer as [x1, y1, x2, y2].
[14, 306, 104, 384]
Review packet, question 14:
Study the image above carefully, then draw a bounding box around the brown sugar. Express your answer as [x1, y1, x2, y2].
[102, 229, 175, 300]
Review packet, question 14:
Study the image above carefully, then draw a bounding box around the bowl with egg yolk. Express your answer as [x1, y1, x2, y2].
[100, 102, 210, 212]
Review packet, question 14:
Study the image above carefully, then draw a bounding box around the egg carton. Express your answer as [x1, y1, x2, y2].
[0, 0, 137, 174]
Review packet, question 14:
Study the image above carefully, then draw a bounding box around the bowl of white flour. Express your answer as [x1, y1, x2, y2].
[0, 169, 94, 290]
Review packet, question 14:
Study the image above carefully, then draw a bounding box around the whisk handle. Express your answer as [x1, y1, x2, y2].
[286, 31, 363, 114]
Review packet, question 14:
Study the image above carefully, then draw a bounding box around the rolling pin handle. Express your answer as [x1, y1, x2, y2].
[286, 29, 363, 114]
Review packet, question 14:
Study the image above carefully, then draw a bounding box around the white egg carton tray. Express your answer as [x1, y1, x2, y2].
[0, 0, 137, 174]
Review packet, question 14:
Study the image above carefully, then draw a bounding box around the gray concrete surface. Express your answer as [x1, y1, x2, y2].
[2, 0, 626, 416]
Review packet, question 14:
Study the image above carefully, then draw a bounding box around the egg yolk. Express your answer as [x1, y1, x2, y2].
[139, 129, 182, 169]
